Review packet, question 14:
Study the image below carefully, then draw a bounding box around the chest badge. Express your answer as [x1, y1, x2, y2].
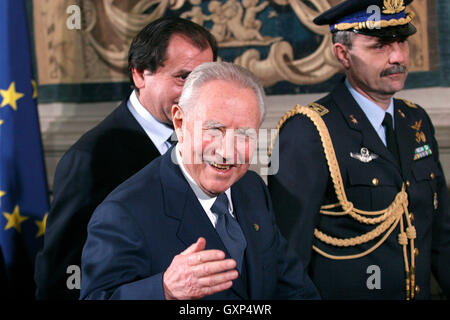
[411, 120, 427, 143]
[413, 144, 433, 160]
[350, 147, 379, 163]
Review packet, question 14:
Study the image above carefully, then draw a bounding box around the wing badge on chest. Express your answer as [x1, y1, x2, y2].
[350, 147, 379, 163]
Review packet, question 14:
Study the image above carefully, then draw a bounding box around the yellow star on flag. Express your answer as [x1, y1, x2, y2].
[0, 119, 3, 126]
[3, 205, 29, 233]
[35, 213, 48, 238]
[0, 82, 24, 111]
[32, 80, 37, 99]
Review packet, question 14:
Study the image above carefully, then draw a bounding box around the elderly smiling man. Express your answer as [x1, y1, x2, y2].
[79, 62, 320, 300]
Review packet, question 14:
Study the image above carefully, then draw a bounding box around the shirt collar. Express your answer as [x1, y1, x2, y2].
[127, 90, 174, 154]
[175, 144, 233, 215]
[345, 78, 395, 130]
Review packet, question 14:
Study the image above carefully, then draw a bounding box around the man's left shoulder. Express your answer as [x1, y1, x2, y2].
[395, 98, 427, 114]
[395, 97, 435, 122]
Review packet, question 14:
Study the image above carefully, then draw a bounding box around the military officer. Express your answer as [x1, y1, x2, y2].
[268, 0, 450, 299]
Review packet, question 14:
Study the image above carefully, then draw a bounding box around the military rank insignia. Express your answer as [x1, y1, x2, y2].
[411, 120, 427, 143]
[413, 144, 432, 160]
[307, 103, 329, 116]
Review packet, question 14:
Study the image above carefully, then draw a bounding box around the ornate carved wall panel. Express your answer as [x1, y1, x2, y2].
[31, 0, 448, 102]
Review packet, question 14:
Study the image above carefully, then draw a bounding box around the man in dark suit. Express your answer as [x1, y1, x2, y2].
[34, 17, 217, 300]
[80, 62, 320, 300]
[268, 0, 450, 299]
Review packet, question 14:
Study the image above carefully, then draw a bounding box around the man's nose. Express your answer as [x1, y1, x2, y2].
[216, 131, 236, 163]
[388, 41, 409, 65]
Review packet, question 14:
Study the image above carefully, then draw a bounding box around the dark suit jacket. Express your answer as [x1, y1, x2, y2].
[0, 250, 7, 299]
[80, 147, 320, 300]
[34, 100, 161, 300]
[268, 81, 450, 299]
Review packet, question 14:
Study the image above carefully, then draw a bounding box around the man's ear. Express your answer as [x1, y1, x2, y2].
[333, 43, 351, 69]
[132, 68, 146, 90]
[172, 104, 184, 144]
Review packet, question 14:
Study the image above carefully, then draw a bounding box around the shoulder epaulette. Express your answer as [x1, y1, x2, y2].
[269, 103, 329, 157]
[277, 103, 329, 130]
[306, 102, 330, 116]
[399, 98, 418, 109]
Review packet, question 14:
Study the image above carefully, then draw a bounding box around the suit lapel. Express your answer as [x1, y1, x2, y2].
[161, 148, 226, 251]
[394, 100, 416, 179]
[160, 149, 248, 299]
[114, 101, 161, 159]
[331, 82, 400, 169]
[231, 185, 263, 300]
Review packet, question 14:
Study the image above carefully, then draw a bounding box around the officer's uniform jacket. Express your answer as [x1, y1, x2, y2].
[268, 80, 450, 299]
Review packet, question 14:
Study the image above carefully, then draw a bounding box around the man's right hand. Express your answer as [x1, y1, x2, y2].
[162, 237, 238, 300]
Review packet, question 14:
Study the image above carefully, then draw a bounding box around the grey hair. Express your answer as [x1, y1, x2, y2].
[178, 61, 266, 123]
[332, 30, 355, 48]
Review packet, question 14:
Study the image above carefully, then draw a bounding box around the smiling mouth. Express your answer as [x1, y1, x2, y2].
[208, 162, 234, 171]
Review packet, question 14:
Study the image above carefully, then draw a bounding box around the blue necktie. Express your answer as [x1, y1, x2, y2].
[166, 135, 175, 146]
[211, 193, 247, 273]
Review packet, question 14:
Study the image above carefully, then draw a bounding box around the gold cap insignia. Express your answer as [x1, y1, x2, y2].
[383, 0, 406, 14]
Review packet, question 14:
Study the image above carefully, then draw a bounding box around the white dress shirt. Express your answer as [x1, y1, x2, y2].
[127, 90, 174, 155]
[345, 78, 395, 147]
[175, 144, 234, 228]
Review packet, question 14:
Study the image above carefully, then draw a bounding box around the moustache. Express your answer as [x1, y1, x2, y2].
[380, 65, 407, 77]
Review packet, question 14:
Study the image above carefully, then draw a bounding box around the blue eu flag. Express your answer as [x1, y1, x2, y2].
[0, 0, 50, 298]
